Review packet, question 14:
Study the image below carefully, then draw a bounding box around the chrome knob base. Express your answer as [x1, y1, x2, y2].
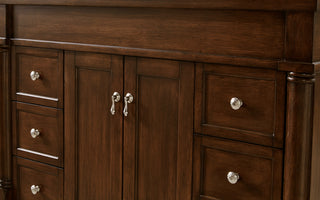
[30, 71, 40, 81]
[31, 185, 40, 195]
[227, 171, 240, 184]
[230, 97, 243, 110]
[30, 128, 40, 138]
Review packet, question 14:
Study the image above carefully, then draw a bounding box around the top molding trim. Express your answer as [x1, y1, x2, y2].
[0, 0, 317, 11]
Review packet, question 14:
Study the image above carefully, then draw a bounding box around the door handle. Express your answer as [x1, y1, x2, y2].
[110, 92, 121, 115]
[123, 93, 133, 117]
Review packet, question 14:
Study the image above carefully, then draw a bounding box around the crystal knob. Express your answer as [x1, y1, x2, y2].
[30, 71, 40, 81]
[230, 97, 243, 110]
[30, 185, 40, 195]
[227, 171, 240, 184]
[30, 128, 40, 138]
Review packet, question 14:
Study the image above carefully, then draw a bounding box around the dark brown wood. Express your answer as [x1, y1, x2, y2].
[286, 12, 314, 62]
[0, 6, 5, 39]
[310, 73, 320, 199]
[284, 72, 315, 200]
[11, 39, 280, 70]
[11, 46, 63, 108]
[13, 6, 284, 60]
[0, 2, 320, 200]
[12, 102, 63, 167]
[195, 63, 286, 147]
[0, 49, 5, 200]
[278, 61, 315, 73]
[64, 51, 123, 200]
[0, 49, 12, 200]
[123, 57, 194, 200]
[193, 135, 283, 200]
[0, 0, 317, 10]
[313, 12, 320, 62]
[12, 157, 63, 200]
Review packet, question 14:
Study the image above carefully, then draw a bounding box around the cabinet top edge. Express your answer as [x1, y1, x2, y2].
[0, 0, 317, 11]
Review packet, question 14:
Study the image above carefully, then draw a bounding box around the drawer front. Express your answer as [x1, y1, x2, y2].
[195, 63, 285, 147]
[193, 135, 283, 200]
[13, 157, 63, 200]
[12, 46, 63, 108]
[12, 102, 63, 167]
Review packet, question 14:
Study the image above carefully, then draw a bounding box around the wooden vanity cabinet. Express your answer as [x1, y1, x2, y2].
[1, 1, 320, 200]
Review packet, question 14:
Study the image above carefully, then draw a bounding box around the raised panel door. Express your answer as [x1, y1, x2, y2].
[123, 57, 194, 200]
[64, 51, 123, 200]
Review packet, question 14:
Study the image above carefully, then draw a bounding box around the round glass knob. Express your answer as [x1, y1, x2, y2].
[30, 128, 40, 138]
[227, 171, 240, 184]
[31, 185, 40, 195]
[30, 71, 40, 81]
[230, 97, 243, 110]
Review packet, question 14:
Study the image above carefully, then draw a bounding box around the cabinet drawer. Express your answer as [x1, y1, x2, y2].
[193, 135, 283, 200]
[12, 102, 63, 167]
[12, 46, 63, 108]
[195, 63, 285, 147]
[13, 157, 63, 200]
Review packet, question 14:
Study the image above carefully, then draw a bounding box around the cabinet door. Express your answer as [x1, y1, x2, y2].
[123, 57, 194, 200]
[64, 52, 123, 200]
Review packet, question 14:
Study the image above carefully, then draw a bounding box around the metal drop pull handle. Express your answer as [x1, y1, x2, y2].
[227, 171, 240, 184]
[123, 93, 133, 117]
[30, 128, 40, 138]
[30, 71, 40, 81]
[110, 92, 121, 115]
[31, 185, 40, 195]
[230, 97, 243, 110]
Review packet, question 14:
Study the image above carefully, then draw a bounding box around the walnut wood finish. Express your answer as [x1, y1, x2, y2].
[0, 6, 5, 43]
[123, 57, 194, 200]
[0, 0, 317, 10]
[310, 73, 320, 199]
[11, 46, 63, 108]
[193, 135, 283, 200]
[0, 49, 11, 200]
[313, 12, 320, 62]
[1, 2, 320, 200]
[64, 51, 123, 200]
[12, 157, 63, 200]
[285, 12, 314, 62]
[13, 6, 284, 60]
[284, 72, 315, 200]
[195, 63, 286, 147]
[12, 102, 63, 167]
[11, 39, 279, 70]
